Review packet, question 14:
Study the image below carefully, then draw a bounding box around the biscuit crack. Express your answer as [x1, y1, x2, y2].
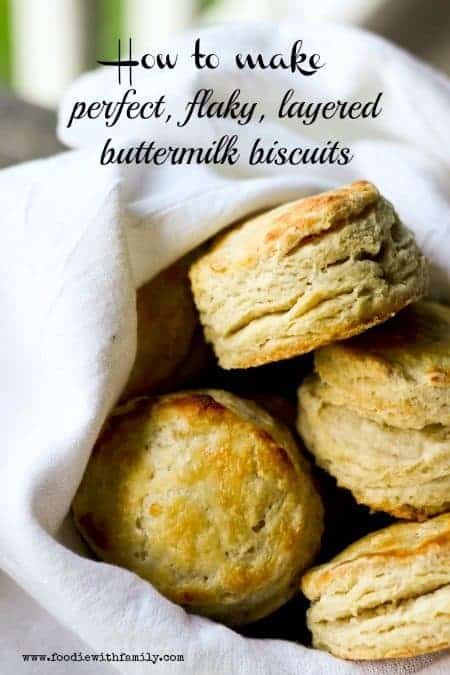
[313, 582, 450, 626]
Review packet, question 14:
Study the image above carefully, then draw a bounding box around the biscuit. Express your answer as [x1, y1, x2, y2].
[298, 376, 450, 520]
[189, 181, 428, 369]
[314, 300, 450, 429]
[73, 390, 323, 625]
[123, 255, 209, 399]
[301, 514, 450, 660]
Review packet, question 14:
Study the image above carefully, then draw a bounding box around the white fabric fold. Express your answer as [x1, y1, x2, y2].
[1, 22, 449, 674]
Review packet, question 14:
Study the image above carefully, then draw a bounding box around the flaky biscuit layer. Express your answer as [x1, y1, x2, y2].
[190, 181, 428, 369]
[298, 375, 450, 520]
[302, 514, 450, 660]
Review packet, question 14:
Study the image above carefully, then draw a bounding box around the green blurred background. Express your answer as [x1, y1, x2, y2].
[0, 0, 448, 110]
[0, 0, 217, 99]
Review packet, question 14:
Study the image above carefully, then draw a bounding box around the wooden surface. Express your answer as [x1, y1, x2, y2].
[0, 89, 63, 168]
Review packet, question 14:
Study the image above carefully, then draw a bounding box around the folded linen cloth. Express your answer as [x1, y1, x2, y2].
[1, 22, 449, 675]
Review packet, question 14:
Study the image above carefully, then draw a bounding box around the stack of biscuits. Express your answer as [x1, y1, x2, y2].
[298, 301, 450, 521]
[73, 181, 450, 661]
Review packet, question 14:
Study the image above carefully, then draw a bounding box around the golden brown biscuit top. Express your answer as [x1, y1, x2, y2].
[200, 180, 380, 269]
[302, 513, 450, 601]
[316, 301, 450, 388]
[262, 180, 379, 242]
[74, 390, 322, 622]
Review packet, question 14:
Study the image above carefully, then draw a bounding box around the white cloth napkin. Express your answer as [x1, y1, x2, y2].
[1, 22, 449, 675]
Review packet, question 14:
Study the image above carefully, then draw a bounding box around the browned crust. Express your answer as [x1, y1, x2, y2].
[354, 497, 450, 522]
[262, 180, 379, 243]
[203, 181, 380, 269]
[302, 519, 450, 599]
[159, 392, 227, 415]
